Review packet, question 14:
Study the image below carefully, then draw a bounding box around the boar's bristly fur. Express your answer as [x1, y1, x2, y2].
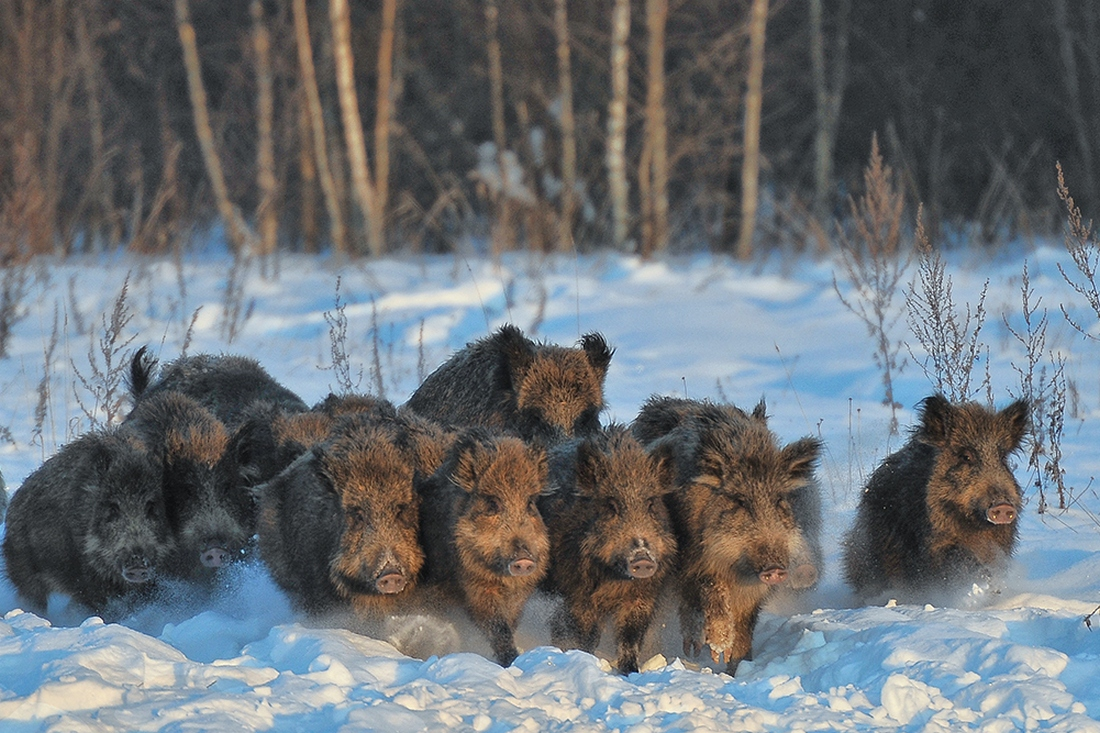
[257, 418, 424, 619]
[406, 325, 613, 446]
[634, 395, 822, 675]
[540, 425, 677, 674]
[3, 430, 174, 616]
[843, 394, 1029, 601]
[419, 429, 550, 666]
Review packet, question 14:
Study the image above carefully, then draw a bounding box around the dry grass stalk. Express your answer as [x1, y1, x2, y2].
[833, 136, 909, 433]
[1056, 162, 1100, 338]
[905, 207, 990, 402]
[323, 276, 363, 394]
[71, 273, 137, 428]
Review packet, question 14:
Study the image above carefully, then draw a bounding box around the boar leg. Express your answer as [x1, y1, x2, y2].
[479, 614, 520, 667]
[614, 601, 657, 675]
[698, 580, 757, 675]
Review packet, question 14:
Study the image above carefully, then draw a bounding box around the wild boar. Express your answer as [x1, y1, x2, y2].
[843, 393, 1029, 601]
[405, 324, 613, 445]
[418, 429, 550, 666]
[3, 430, 174, 616]
[539, 425, 677, 673]
[634, 395, 822, 675]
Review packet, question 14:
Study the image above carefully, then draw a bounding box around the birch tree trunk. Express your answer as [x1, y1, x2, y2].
[608, 0, 631, 250]
[252, 0, 278, 263]
[735, 0, 768, 261]
[175, 0, 253, 256]
[809, 0, 850, 231]
[554, 0, 576, 252]
[293, 0, 347, 256]
[640, 0, 669, 258]
[486, 0, 514, 255]
[331, 0, 382, 256]
[374, 0, 398, 246]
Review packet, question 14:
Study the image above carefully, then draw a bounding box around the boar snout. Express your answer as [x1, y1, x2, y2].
[627, 543, 658, 579]
[374, 566, 408, 595]
[758, 566, 788, 586]
[121, 554, 154, 584]
[200, 546, 231, 568]
[986, 503, 1017, 525]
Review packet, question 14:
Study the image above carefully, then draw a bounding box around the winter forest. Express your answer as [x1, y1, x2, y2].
[4, 0, 1100, 260]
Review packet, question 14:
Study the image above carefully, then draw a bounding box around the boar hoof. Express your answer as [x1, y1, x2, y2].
[375, 572, 408, 595]
[986, 503, 1017, 525]
[200, 547, 230, 568]
[758, 566, 788, 585]
[508, 558, 536, 577]
[628, 558, 658, 579]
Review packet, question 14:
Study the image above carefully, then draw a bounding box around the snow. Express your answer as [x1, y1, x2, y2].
[2, 246, 1100, 730]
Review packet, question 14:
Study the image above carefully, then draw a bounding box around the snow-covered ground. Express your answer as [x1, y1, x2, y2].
[2, 245, 1100, 731]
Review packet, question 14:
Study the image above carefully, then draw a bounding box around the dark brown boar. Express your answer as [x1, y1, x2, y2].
[842, 393, 1029, 601]
[130, 347, 308, 429]
[539, 425, 677, 674]
[405, 324, 613, 445]
[123, 392, 248, 579]
[256, 418, 424, 619]
[3, 430, 174, 615]
[634, 395, 822, 675]
[418, 429, 550, 666]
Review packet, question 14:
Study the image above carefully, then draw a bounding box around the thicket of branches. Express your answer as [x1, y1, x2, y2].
[1, 0, 1096, 259]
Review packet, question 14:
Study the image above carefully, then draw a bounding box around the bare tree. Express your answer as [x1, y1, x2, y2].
[1052, 0, 1097, 208]
[554, 0, 577, 252]
[175, 0, 254, 256]
[640, 0, 670, 258]
[293, 0, 348, 256]
[736, 0, 769, 260]
[809, 0, 851, 231]
[252, 0, 278, 264]
[608, 0, 631, 251]
[486, 0, 514, 255]
[374, 0, 399, 253]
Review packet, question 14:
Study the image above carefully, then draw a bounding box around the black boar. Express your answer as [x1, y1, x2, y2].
[3, 430, 174, 615]
[634, 395, 822, 675]
[843, 393, 1029, 601]
[418, 429, 550, 666]
[405, 324, 613, 445]
[130, 347, 308, 429]
[256, 417, 424, 619]
[123, 391, 248, 578]
[539, 425, 677, 674]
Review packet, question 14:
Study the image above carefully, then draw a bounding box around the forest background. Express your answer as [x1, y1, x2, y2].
[2, 0, 1093, 263]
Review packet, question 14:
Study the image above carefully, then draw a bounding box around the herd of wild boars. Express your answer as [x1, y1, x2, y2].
[0, 325, 1030, 674]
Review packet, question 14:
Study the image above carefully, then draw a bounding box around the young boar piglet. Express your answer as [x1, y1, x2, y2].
[540, 425, 677, 674]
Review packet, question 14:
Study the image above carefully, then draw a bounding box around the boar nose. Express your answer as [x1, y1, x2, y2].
[375, 569, 408, 594]
[121, 555, 153, 584]
[986, 503, 1017, 525]
[200, 546, 231, 568]
[758, 566, 789, 586]
[628, 543, 658, 579]
[507, 548, 538, 576]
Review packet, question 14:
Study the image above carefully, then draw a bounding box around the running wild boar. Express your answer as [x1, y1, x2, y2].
[405, 325, 613, 445]
[418, 429, 550, 666]
[540, 425, 677, 674]
[843, 393, 1029, 601]
[257, 417, 424, 619]
[633, 395, 822, 675]
[3, 430, 174, 616]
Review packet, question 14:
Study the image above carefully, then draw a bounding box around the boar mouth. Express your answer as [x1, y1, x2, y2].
[121, 556, 154, 584]
[985, 503, 1018, 525]
[757, 566, 789, 586]
[335, 565, 410, 596]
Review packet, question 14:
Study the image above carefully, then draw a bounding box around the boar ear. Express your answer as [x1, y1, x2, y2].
[751, 397, 768, 423]
[580, 332, 614, 381]
[574, 439, 606, 493]
[450, 438, 483, 494]
[999, 399, 1030, 450]
[651, 446, 678, 495]
[782, 437, 822, 481]
[916, 393, 953, 447]
[528, 444, 549, 484]
[496, 324, 536, 388]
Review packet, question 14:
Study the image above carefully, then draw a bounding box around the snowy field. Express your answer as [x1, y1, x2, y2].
[1, 245, 1100, 731]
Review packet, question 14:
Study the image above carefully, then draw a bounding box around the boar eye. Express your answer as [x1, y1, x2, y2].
[104, 501, 121, 521]
[346, 506, 366, 524]
[483, 496, 502, 515]
[145, 500, 159, 519]
[396, 503, 415, 527]
[647, 497, 661, 515]
[957, 448, 977, 466]
[526, 497, 539, 516]
[729, 495, 747, 511]
[605, 498, 622, 516]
